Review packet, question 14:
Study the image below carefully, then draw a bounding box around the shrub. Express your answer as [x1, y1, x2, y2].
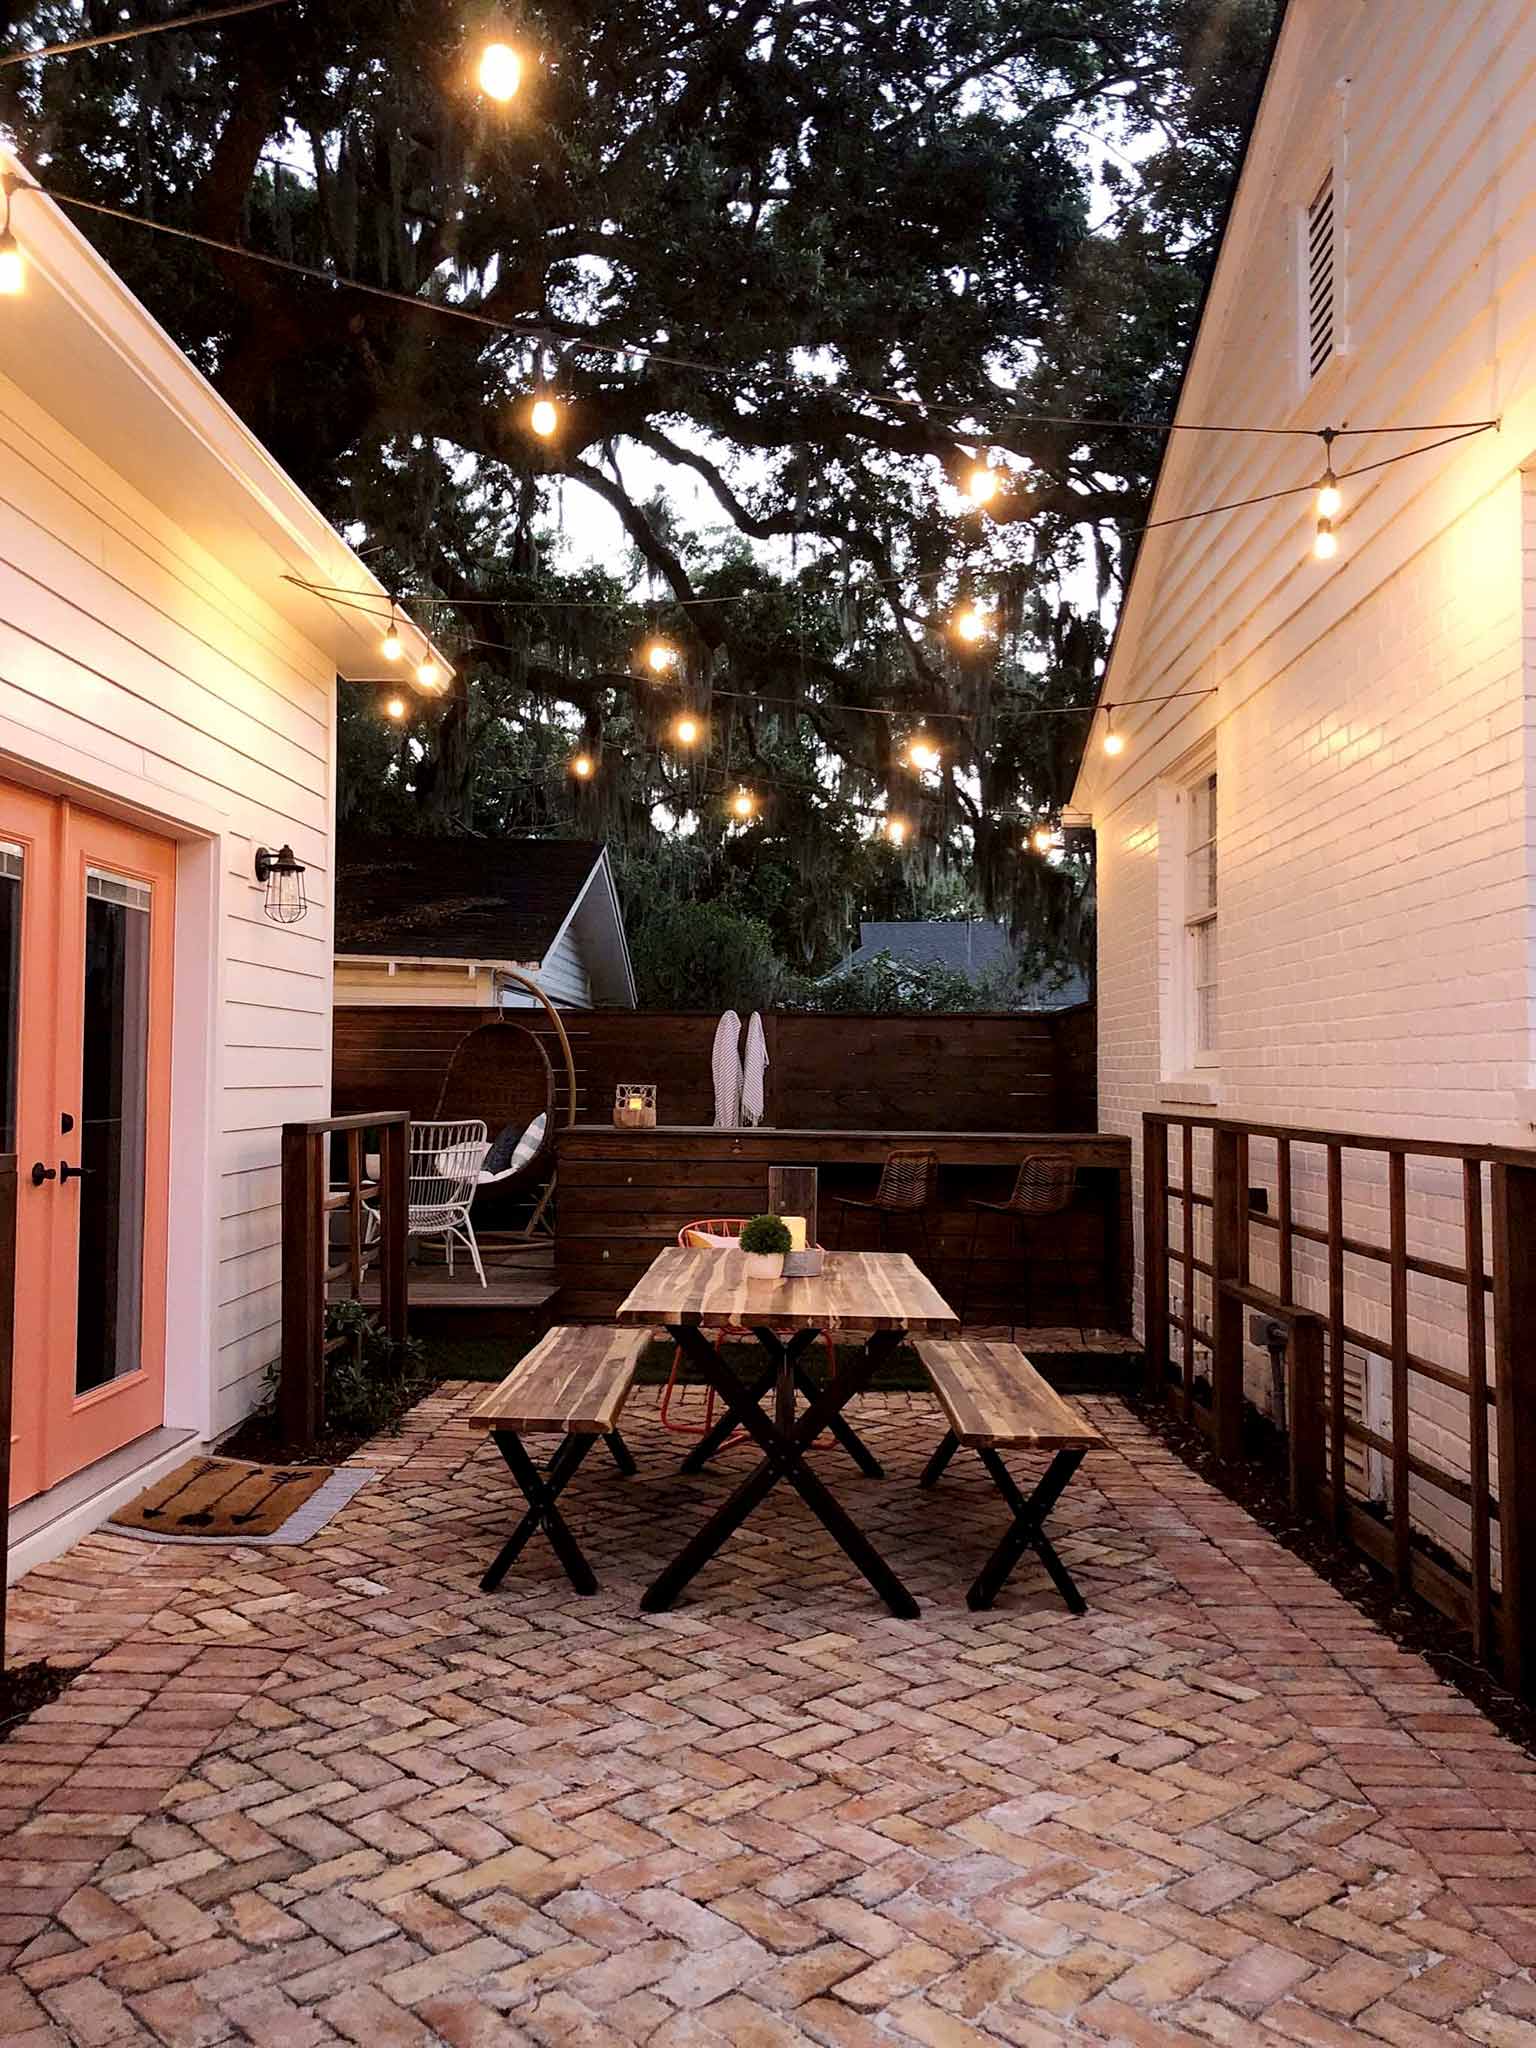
[739, 1213, 792, 1255]
[628, 897, 784, 1010]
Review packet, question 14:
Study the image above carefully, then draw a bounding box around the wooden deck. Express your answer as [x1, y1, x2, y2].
[353, 1246, 560, 1313]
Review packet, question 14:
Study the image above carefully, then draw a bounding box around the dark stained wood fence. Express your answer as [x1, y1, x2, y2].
[333, 1005, 1097, 1133]
[557, 1126, 1131, 1329]
[1145, 1110, 1536, 1705]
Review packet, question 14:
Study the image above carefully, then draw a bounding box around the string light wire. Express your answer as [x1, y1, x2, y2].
[0, 0, 292, 68]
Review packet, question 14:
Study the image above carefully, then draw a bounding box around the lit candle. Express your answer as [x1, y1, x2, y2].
[627, 1096, 644, 1112]
[782, 1216, 807, 1251]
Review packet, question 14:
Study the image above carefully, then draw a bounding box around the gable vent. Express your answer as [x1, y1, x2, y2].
[1306, 173, 1336, 379]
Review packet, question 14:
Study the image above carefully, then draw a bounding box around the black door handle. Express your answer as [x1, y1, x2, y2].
[60, 1161, 90, 1183]
[30, 1161, 56, 1186]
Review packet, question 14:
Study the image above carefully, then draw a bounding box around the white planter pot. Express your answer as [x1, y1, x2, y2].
[742, 1251, 784, 1280]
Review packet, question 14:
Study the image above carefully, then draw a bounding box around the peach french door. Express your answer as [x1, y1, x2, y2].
[2, 780, 174, 1506]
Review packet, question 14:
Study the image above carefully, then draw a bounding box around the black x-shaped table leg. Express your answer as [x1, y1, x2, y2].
[920, 1433, 1087, 1613]
[643, 1324, 917, 1618]
[481, 1426, 634, 1595]
[679, 1336, 884, 1478]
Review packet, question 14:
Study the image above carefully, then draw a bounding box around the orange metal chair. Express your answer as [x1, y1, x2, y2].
[659, 1218, 838, 1435]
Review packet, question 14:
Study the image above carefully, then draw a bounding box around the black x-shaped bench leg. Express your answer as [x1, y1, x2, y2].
[481, 1427, 633, 1595]
[921, 1434, 1087, 1613]
[679, 1336, 884, 1478]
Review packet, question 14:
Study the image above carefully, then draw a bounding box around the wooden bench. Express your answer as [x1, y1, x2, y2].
[915, 1337, 1105, 1613]
[467, 1326, 646, 1594]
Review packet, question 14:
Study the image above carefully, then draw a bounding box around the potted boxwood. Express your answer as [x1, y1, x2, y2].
[739, 1213, 792, 1280]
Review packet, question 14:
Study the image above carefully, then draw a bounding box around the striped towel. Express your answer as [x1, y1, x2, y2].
[711, 1010, 743, 1127]
[741, 1012, 769, 1126]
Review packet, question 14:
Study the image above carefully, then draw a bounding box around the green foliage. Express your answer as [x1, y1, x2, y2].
[264, 1301, 426, 1443]
[626, 895, 785, 1012]
[739, 1215, 792, 1256]
[1, 0, 1276, 978]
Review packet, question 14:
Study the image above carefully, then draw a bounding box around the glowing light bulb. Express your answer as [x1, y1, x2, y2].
[967, 464, 999, 507]
[1317, 472, 1342, 520]
[385, 695, 407, 720]
[885, 817, 909, 847]
[381, 620, 403, 662]
[571, 751, 594, 779]
[954, 603, 991, 644]
[907, 731, 941, 772]
[0, 231, 23, 297]
[731, 786, 756, 820]
[1031, 824, 1064, 855]
[1103, 726, 1126, 758]
[530, 397, 560, 437]
[1314, 518, 1339, 561]
[645, 638, 678, 675]
[416, 656, 441, 689]
[478, 42, 522, 100]
[674, 715, 701, 746]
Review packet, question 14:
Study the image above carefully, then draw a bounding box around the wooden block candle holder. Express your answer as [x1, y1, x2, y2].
[614, 1082, 657, 1129]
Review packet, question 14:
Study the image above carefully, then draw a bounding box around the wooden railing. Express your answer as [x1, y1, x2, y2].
[1144, 1112, 1536, 1702]
[279, 1113, 409, 1443]
[0, 1153, 15, 1665]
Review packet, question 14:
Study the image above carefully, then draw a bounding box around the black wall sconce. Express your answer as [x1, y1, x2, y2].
[255, 844, 308, 925]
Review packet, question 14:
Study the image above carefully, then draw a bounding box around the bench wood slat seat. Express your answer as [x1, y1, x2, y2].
[471, 1326, 645, 1596]
[916, 1337, 1103, 1613]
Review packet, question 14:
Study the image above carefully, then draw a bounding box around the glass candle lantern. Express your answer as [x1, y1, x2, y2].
[613, 1083, 657, 1129]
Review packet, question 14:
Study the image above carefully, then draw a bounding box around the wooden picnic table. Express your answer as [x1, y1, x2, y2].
[616, 1246, 959, 1617]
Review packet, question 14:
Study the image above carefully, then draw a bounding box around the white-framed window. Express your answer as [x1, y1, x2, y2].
[1183, 770, 1218, 1064]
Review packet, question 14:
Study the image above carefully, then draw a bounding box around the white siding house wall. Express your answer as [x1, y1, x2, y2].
[0, 366, 337, 1439]
[1076, 0, 1536, 1563]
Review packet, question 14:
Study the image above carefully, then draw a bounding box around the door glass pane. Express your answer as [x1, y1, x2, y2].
[0, 841, 20, 1155]
[76, 867, 151, 1394]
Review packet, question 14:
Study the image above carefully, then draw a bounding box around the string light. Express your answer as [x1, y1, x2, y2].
[384, 695, 407, 720]
[477, 41, 522, 100]
[529, 396, 560, 438]
[967, 463, 999, 508]
[953, 602, 992, 645]
[730, 785, 756, 820]
[1317, 470, 1342, 519]
[1102, 710, 1125, 757]
[1313, 518, 1339, 561]
[0, 227, 22, 296]
[1031, 823, 1065, 854]
[380, 610, 403, 662]
[571, 751, 594, 779]
[673, 714, 701, 746]
[906, 727, 941, 772]
[884, 816, 910, 847]
[644, 638, 679, 675]
[416, 656, 441, 689]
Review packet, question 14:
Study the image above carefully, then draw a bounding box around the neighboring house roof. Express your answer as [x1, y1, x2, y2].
[335, 837, 637, 1005]
[837, 922, 1088, 1008]
[0, 149, 443, 685]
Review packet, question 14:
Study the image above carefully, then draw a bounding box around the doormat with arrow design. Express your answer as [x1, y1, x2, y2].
[110, 1456, 334, 1538]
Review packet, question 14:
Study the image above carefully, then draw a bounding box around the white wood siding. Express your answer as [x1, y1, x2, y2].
[0, 366, 337, 1437]
[533, 929, 592, 1009]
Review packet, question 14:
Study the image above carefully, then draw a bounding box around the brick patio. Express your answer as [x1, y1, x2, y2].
[4, 1385, 1536, 2046]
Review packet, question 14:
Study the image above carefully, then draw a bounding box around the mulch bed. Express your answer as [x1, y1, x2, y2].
[218, 1372, 439, 1467]
[0, 1659, 73, 1746]
[1125, 1386, 1536, 1761]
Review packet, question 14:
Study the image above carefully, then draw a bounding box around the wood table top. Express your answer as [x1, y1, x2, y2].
[615, 1246, 961, 1335]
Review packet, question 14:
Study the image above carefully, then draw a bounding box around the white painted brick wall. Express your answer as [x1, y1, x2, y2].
[1076, 0, 1536, 1567]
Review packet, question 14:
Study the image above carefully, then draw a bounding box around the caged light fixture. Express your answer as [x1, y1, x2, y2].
[254, 844, 307, 925]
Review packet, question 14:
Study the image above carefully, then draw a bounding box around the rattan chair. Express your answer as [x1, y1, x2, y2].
[963, 1153, 1081, 1336]
[829, 1150, 939, 1268]
[659, 1219, 839, 1436]
[434, 1019, 557, 1242]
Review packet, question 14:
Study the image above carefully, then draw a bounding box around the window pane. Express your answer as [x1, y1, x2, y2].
[0, 841, 21, 1155]
[75, 871, 151, 1394]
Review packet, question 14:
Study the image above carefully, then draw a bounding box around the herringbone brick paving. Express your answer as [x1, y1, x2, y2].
[4, 1384, 1536, 2045]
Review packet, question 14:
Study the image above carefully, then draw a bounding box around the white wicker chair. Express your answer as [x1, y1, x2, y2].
[380, 1119, 491, 1287]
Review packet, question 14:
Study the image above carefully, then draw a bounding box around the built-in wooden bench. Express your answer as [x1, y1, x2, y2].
[467, 1325, 646, 1594]
[915, 1336, 1105, 1613]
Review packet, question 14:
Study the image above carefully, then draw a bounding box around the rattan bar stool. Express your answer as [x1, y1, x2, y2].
[963, 1153, 1082, 1337]
[829, 1149, 940, 1269]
